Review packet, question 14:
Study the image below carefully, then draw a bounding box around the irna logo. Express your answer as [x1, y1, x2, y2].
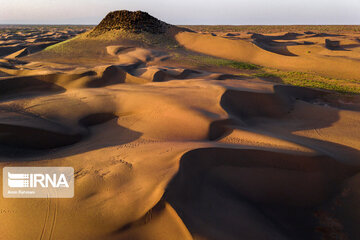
[8, 172, 69, 188]
[3, 167, 74, 198]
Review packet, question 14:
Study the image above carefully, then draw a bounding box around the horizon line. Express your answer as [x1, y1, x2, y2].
[1, 23, 360, 26]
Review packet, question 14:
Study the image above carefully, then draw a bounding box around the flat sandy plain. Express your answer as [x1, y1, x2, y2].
[1, 15, 360, 240]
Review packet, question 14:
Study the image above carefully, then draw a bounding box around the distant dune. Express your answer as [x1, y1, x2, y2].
[0, 11, 360, 240]
[175, 31, 360, 80]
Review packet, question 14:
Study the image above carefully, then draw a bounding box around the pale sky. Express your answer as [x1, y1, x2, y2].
[0, 0, 359, 25]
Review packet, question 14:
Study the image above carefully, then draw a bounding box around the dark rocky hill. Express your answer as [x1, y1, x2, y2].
[90, 10, 171, 36]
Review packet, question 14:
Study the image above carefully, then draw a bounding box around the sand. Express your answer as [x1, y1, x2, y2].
[175, 31, 360, 80]
[0, 14, 360, 240]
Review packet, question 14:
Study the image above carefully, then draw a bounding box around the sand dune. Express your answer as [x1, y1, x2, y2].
[1, 75, 360, 239]
[176, 31, 360, 80]
[0, 26, 88, 59]
[1, 11, 360, 240]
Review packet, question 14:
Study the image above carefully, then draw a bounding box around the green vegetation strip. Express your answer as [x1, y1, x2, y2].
[174, 52, 360, 94]
[254, 70, 360, 94]
[174, 53, 260, 70]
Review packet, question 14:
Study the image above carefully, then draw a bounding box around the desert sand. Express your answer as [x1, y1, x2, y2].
[1, 11, 360, 240]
